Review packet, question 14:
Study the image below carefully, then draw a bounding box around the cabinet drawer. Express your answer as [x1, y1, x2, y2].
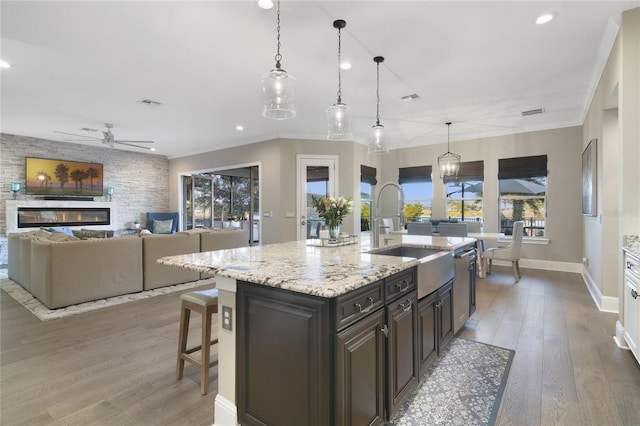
[385, 269, 416, 302]
[335, 281, 384, 331]
[625, 252, 640, 282]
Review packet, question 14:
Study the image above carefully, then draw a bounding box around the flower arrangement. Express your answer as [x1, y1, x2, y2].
[311, 195, 354, 231]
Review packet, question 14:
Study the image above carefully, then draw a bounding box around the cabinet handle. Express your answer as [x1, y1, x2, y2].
[399, 299, 413, 312]
[632, 289, 639, 300]
[355, 297, 375, 314]
[381, 324, 388, 338]
[395, 280, 410, 292]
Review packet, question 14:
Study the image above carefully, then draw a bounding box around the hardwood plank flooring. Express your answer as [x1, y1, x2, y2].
[2, 266, 640, 425]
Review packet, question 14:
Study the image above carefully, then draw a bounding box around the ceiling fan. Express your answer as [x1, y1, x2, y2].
[55, 123, 155, 151]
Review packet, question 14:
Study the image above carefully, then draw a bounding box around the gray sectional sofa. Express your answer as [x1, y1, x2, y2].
[8, 228, 249, 309]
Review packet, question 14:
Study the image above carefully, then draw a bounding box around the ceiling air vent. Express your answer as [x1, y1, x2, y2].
[521, 108, 545, 116]
[139, 98, 162, 106]
[401, 94, 420, 102]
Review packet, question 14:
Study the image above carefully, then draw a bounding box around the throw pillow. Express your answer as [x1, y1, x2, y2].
[72, 229, 108, 240]
[153, 219, 174, 234]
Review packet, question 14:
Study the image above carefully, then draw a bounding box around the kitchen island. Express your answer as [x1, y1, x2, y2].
[159, 235, 476, 426]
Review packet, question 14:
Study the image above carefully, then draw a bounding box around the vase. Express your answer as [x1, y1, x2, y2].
[328, 224, 340, 242]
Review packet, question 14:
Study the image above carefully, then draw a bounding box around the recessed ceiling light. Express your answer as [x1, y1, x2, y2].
[0, 60, 12, 68]
[340, 62, 352, 70]
[236, 125, 244, 131]
[535, 13, 555, 25]
[258, 0, 273, 10]
[150, 147, 156, 152]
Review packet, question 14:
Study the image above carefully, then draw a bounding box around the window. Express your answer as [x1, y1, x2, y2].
[498, 155, 547, 237]
[360, 165, 376, 232]
[399, 166, 432, 222]
[444, 161, 484, 227]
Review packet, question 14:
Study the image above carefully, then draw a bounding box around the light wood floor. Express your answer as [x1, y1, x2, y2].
[2, 267, 640, 425]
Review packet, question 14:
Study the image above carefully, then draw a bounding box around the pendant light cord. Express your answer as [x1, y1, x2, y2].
[274, 0, 282, 68]
[336, 26, 342, 104]
[446, 121, 452, 152]
[375, 60, 381, 126]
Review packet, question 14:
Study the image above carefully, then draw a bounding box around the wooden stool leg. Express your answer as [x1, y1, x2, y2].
[200, 306, 213, 395]
[176, 305, 190, 379]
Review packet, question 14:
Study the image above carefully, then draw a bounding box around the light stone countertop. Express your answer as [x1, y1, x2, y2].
[158, 235, 476, 298]
[624, 235, 640, 258]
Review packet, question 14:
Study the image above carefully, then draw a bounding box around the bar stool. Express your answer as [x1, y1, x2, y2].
[176, 288, 219, 395]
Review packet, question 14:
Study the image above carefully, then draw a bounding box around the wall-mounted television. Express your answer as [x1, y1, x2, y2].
[25, 157, 104, 197]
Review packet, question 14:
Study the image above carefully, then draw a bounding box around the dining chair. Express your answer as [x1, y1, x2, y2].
[484, 220, 524, 281]
[465, 221, 482, 233]
[438, 222, 468, 237]
[406, 222, 433, 236]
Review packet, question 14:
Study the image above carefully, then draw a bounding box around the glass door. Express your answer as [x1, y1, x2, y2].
[297, 156, 338, 240]
[182, 175, 213, 230]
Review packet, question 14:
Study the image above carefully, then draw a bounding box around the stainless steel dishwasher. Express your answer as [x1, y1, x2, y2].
[452, 244, 477, 334]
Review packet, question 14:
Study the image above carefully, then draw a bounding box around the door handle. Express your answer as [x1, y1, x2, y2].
[355, 297, 375, 314]
[399, 299, 413, 312]
[301, 220, 306, 225]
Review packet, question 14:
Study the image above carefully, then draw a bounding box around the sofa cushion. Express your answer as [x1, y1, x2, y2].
[153, 219, 174, 234]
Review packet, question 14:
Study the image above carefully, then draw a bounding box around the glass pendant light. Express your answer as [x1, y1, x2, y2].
[327, 19, 353, 139]
[438, 122, 461, 178]
[261, 0, 296, 120]
[368, 56, 388, 154]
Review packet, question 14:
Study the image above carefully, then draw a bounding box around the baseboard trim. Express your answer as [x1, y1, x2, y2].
[614, 320, 628, 349]
[581, 266, 619, 313]
[490, 258, 582, 273]
[214, 394, 238, 426]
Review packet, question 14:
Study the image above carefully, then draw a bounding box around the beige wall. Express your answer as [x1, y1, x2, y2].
[389, 126, 584, 263]
[169, 125, 584, 263]
[583, 7, 640, 301]
[169, 138, 382, 244]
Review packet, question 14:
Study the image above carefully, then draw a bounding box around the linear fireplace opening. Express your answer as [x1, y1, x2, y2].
[18, 207, 111, 228]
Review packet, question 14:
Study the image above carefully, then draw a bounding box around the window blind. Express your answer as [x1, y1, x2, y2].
[360, 165, 377, 186]
[443, 160, 484, 183]
[498, 155, 548, 179]
[399, 166, 432, 184]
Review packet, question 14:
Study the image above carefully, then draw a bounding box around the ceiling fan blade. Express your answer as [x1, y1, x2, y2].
[115, 141, 154, 150]
[54, 131, 102, 140]
[115, 139, 154, 143]
[62, 139, 104, 142]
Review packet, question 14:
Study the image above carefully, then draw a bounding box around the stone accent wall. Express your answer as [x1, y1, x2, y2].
[0, 133, 169, 265]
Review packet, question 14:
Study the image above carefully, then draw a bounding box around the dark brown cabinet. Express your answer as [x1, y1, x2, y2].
[236, 268, 421, 426]
[418, 279, 453, 376]
[237, 282, 331, 426]
[386, 289, 418, 415]
[335, 308, 386, 426]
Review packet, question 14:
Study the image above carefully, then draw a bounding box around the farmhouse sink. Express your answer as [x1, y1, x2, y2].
[374, 246, 442, 259]
[374, 245, 454, 299]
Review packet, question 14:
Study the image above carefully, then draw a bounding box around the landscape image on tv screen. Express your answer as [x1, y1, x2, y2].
[25, 157, 104, 196]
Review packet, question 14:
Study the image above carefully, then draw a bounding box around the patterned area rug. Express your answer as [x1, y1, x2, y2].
[390, 338, 514, 426]
[0, 273, 215, 322]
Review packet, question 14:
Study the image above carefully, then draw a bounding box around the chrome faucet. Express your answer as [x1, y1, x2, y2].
[373, 182, 405, 248]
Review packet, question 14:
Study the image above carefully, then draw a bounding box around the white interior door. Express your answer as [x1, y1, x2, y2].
[297, 155, 338, 240]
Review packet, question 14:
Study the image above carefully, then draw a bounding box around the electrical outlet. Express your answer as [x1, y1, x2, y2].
[222, 306, 232, 331]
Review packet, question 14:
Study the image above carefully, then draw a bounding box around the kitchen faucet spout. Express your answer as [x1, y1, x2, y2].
[373, 182, 405, 249]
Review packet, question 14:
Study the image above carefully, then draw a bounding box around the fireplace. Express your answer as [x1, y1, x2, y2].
[18, 207, 110, 228]
[5, 200, 117, 234]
